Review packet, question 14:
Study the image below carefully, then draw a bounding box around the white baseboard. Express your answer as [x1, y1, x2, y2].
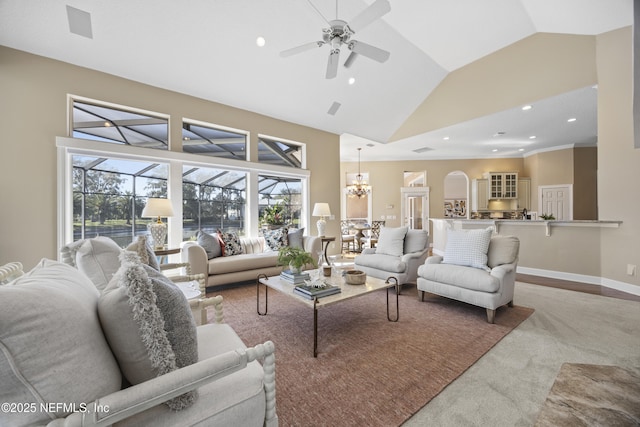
[516, 266, 640, 296]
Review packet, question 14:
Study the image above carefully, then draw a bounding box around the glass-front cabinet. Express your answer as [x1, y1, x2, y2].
[486, 172, 518, 199]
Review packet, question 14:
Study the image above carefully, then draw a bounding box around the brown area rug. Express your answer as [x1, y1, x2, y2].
[210, 284, 533, 427]
[535, 363, 640, 426]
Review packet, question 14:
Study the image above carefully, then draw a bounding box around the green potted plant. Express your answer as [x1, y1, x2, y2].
[540, 213, 556, 220]
[277, 246, 317, 274]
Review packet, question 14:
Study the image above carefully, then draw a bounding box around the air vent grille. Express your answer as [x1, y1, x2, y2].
[413, 146, 433, 153]
[327, 102, 341, 115]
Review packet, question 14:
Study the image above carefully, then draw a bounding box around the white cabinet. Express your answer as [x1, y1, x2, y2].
[472, 179, 489, 211]
[486, 172, 518, 199]
[517, 178, 531, 211]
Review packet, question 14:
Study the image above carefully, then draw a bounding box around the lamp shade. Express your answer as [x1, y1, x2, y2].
[141, 198, 174, 218]
[312, 202, 331, 217]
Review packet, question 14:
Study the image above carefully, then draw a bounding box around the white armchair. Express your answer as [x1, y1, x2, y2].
[354, 227, 430, 292]
[417, 233, 520, 323]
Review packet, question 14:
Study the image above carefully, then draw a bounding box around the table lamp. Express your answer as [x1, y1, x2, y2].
[142, 198, 174, 249]
[312, 202, 331, 237]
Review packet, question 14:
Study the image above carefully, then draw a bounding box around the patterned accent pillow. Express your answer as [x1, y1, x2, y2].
[443, 227, 492, 271]
[218, 231, 244, 256]
[264, 227, 289, 251]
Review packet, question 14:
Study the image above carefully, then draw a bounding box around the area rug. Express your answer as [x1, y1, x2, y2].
[535, 363, 640, 426]
[210, 284, 533, 427]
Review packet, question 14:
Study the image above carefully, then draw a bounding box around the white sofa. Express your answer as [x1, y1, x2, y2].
[183, 234, 321, 289]
[354, 227, 430, 292]
[416, 233, 520, 323]
[0, 252, 278, 426]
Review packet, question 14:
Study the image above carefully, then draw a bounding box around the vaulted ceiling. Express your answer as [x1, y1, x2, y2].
[0, 0, 632, 161]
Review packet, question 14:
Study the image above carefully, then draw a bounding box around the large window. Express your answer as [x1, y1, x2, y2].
[182, 166, 246, 239]
[258, 175, 302, 229]
[72, 155, 168, 247]
[72, 100, 169, 150]
[182, 120, 247, 160]
[258, 135, 303, 168]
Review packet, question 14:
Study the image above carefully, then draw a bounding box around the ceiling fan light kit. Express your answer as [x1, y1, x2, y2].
[280, 0, 391, 79]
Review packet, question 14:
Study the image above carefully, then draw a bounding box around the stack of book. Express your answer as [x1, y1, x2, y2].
[280, 269, 310, 284]
[293, 283, 341, 300]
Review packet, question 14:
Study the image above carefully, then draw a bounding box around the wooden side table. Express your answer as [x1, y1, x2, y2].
[154, 247, 180, 264]
[320, 236, 336, 265]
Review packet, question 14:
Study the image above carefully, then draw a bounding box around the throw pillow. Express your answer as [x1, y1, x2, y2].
[403, 229, 429, 254]
[0, 259, 121, 427]
[126, 235, 160, 271]
[197, 230, 222, 259]
[264, 226, 289, 251]
[98, 251, 198, 410]
[59, 236, 122, 291]
[375, 227, 408, 257]
[218, 231, 244, 256]
[287, 228, 305, 250]
[443, 227, 493, 271]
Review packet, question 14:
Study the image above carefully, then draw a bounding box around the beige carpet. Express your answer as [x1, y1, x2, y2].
[210, 284, 533, 427]
[535, 363, 640, 426]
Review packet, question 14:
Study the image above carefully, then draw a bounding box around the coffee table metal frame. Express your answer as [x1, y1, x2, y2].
[257, 273, 399, 357]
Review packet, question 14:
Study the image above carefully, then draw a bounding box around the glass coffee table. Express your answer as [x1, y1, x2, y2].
[257, 272, 399, 357]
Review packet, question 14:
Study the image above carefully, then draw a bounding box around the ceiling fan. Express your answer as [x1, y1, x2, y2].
[280, 0, 391, 79]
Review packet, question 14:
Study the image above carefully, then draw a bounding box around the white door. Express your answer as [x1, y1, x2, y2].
[538, 185, 572, 220]
[401, 187, 430, 230]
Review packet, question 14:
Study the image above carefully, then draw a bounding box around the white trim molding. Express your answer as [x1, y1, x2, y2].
[517, 266, 640, 296]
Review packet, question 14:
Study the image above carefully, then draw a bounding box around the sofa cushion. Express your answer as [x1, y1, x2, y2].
[287, 228, 305, 250]
[219, 231, 244, 256]
[487, 236, 520, 268]
[197, 230, 222, 259]
[375, 226, 408, 257]
[419, 263, 500, 293]
[60, 236, 122, 291]
[355, 253, 407, 273]
[263, 226, 288, 251]
[98, 251, 198, 410]
[443, 228, 492, 271]
[208, 251, 279, 275]
[126, 235, 161, 271]
[404, 229, 429, 254]
[0, 259, 121, 427]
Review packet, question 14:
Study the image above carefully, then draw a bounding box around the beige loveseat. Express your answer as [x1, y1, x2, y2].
[0, 238, 278, 426]
[183, 234, 321, 289]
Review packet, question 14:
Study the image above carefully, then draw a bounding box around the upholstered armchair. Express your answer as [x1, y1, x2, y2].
[354, 227, 429, 292]
[417, 230, 520, 323]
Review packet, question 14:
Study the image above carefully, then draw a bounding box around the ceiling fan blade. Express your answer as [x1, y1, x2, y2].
[349, 40, 390, 63]
[344, 51, 358, 68]
[280, 41, 324, 58]
[326, 50, 340, 79]
[347, 0, 391, 33]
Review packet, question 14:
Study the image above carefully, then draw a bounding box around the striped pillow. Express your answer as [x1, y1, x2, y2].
[443, 228, 492, 271]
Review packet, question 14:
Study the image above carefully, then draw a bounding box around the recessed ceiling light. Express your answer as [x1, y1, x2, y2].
[492, 149, 499, 152]
[522, 105, 532, 111]
[443, 136, 449, 141]
[518, 148, 525, 152]
[256, 36, 266, 47]
[567, 118, 577, 122]
[348, 77, 356, 85]
[529, 135, 536, 139]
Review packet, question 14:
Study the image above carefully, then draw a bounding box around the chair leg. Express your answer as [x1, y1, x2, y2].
[486, 308, 496, 324]
[418, 290, 424, 301]
[507, 300, 514, 307]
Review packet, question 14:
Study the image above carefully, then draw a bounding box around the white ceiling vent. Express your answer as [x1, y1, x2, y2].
[327, 102, 341, 116]
[66, 5, 93, 39]
[413, 146, 433, 153]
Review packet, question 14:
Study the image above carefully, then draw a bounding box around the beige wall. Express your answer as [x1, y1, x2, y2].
[597, 27, 640, 288]
[0, 46, 341, 270]
[392, 33, 597, 141]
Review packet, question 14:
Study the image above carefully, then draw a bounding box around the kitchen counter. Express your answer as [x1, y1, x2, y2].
[432, 218, 622, 237]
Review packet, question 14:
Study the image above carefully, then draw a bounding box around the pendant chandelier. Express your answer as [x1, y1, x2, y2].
[346, 148, 371, 198]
